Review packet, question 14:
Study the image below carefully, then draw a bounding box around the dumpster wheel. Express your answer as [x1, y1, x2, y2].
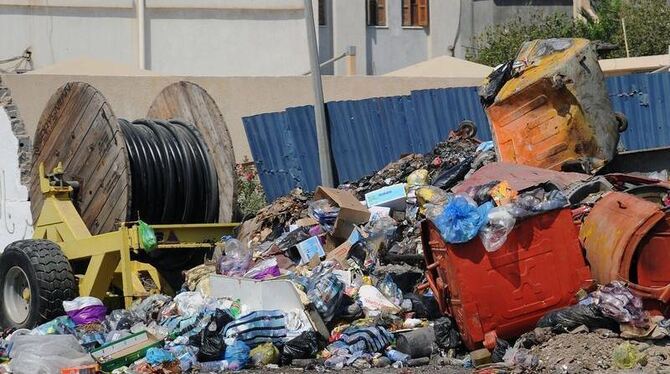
[615, 112, 628, 132]
[0, 240, 76, 328]
[458, 120, 478, 139]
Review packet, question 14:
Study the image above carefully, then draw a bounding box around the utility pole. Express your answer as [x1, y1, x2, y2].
[304, 0, 334, 187]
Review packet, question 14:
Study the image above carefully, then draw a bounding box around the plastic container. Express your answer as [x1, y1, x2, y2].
[485, 38, 623, 173]
[422, 208, 592, 350]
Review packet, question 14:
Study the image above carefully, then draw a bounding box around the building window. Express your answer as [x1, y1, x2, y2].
[367, 0, 386, 26]
[318, 0, 326, 26]
[402, 0, 429, 27]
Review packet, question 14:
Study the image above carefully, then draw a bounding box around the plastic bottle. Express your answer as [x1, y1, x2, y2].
[386, 349, 410, 363]
[198, 359, 229, 372]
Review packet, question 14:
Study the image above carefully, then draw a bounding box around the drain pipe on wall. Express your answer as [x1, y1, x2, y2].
[136, 0, 145, 69]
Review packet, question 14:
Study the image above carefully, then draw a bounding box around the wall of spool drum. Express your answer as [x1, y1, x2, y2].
[29, 81, 236, 235]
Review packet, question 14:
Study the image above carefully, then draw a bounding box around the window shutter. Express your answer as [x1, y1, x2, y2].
[377, 0, 386, 26]
[402, 0, 411, 26]
[417, 0, 429, 27]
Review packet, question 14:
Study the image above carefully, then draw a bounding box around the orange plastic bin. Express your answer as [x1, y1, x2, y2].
[422, 208, 592, 350]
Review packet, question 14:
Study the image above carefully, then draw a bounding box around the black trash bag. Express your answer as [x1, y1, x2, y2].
[536, 304, 618, 333]
[433, 317, 461, 350]
[491, 338, 510, 363]
[403, 293, 428, 319]
[280, 331, 322, 365]
[432, 156, 474, 190]
[190, 309, 234, 361]
[479, 61, 514, 107]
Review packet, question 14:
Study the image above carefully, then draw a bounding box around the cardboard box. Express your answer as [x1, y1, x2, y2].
[91, 331, 162, 372]
[326, 227, 364, 268]
[314, 187, 371, 240]
[365, 184, 407, 210]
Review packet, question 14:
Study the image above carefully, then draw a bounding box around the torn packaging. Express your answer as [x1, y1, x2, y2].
[314, 187, 370, 240]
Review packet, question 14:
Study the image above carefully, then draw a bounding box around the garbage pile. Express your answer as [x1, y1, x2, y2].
[4, 128, 670, 373]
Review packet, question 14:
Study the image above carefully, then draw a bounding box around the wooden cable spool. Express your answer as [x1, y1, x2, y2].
[30, 81, 236, 235]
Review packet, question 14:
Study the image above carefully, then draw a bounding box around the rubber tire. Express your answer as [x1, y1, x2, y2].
[0, 240, 76, 329]
[458, 120, 478, 138]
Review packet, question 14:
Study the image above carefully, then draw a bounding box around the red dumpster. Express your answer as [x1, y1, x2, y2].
[422, 208, 592, 350]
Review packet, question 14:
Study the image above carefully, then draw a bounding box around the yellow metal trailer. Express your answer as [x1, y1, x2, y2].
[0, 163, 236, 328]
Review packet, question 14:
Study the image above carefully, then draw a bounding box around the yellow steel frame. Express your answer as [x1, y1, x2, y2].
[32, 163, 237, 307]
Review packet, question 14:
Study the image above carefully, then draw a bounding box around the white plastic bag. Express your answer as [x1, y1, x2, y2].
[358, 285, 401, 316]
[479, 207, 516, 252]
[9, 335, 95, 374]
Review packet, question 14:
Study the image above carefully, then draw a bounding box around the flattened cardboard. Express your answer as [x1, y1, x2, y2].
[314, 186, 371, 239]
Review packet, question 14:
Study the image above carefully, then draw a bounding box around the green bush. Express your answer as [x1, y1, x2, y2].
[468, 0, 670, 67]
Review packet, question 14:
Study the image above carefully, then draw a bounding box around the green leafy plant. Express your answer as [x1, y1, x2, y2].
[468, 0, 670, 67]
[236, 157, 267, 218]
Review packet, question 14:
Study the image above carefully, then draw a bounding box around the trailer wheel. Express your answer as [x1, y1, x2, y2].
[0, 240, 76, 328]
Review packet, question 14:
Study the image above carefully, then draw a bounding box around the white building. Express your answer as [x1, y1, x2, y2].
[0, 0, 573, 76]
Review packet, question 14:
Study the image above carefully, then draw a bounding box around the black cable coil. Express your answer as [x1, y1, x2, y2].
[118, 118, 219, 225]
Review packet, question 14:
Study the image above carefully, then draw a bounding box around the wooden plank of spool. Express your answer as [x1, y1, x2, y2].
[147, 81, 236, 223]
[30, 82, 131, 235]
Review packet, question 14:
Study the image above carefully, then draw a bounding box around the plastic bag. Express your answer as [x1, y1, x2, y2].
[139, 220, 157, 252]
[415, 186, 450, 209]
[433, 317, 461, 350]
[377, 274, 403, 307]
[9, 335, 95, 374]
[223, 310, 287, 348]
[536, 304, 618, 332]
[432, 195, 492, 244]
[503, 347, 539, 369]
[31, 315, 76, 335]
[479, 207, 516, 252]
[479, 61, 513, 107]
[243, 257, 280, 280]
[225, 340, 251, 371]
[173, 291, 207, 318]
[249, 342, 279, 366]
[407, 169, 429, 188]
[63, 296, 107, 325]
[592, 282, 648, 328]
[193, 309, 232, 362]
[491, 338, 510, 363]
[218, 237, 253, 277]
[306, 264, 345, 322]
[612, 342, 641, 369]
[146, 347, 175, 365]
[281, 331, 321, 365]
[358, 285, 401, 316]
[431, 157, 474, 190]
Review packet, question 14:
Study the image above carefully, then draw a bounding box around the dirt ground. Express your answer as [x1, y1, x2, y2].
[529, 331, 670, 373]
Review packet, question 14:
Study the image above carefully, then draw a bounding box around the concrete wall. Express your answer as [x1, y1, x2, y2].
[366, 0, 429, 75]
[0, 0, 320, 76]
[1, 73, 482, 162]
[0, 108, 33, 249]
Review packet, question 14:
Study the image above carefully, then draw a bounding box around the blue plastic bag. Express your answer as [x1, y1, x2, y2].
[146, 347, 175, 365]
[432, 195, 492, 244]
[225, 340, 251, 371]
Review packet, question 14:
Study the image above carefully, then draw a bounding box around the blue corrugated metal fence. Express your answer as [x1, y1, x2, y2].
[244, 72, 670, 201]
